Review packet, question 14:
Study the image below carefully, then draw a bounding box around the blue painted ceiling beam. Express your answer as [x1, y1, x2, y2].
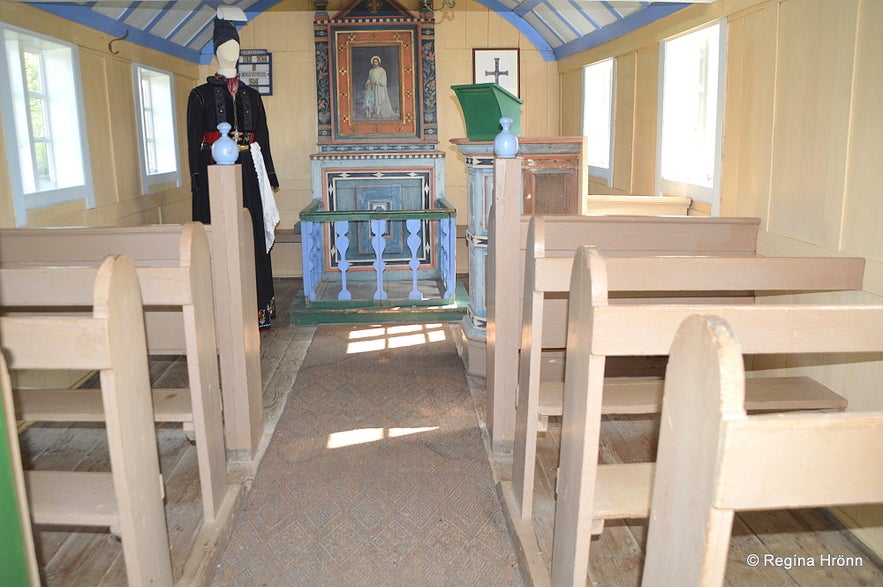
[475, 0, 557, 61]
[23, 0, 691, 64]
[553, 2, 688, 59]
[33, 3, 204, 62]
[513, 0, 545, 18]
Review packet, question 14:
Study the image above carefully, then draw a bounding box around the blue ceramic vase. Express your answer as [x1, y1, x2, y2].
[211, 122, 238, 165]
[493, 117, 519, 158]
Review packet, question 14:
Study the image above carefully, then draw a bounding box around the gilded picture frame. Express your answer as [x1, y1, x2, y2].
[333, 29, 418, 140]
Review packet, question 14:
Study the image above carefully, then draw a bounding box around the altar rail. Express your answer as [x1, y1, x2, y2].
[299, 199, 457, 305]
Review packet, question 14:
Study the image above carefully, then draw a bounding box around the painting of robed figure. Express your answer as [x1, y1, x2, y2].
[332, 29, 418, 140]
[353, 46, 401, 121]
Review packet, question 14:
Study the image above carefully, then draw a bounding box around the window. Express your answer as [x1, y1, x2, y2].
[657, 21, 726, 214]
[0, 24, 92, 225]
[134, 64, 180, 193]
[582, 58, 614, 183]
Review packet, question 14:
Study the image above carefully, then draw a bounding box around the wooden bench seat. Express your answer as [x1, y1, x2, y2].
[13, 388, 192, 423]
[547, 246, 880, 587]
[510, 216, 864, 521]
[0, 255, 173, 585]
[0, 222, 230, 525]
[641, 314, 883, 586]
[536, 375, 847, 417]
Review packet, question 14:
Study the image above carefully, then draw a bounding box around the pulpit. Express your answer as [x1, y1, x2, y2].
[452, 137, 587, 375]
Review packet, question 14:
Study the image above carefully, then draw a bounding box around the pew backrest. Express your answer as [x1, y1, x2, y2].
[0, 255, 173, 585]
[642, 314, 883, 587]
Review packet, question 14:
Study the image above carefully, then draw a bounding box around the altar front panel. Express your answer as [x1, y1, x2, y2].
[324, 168, 433, 272]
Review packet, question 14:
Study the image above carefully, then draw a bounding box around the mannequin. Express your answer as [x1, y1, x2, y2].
[187, 18, 280, 330]
[215, 38, 239, 78]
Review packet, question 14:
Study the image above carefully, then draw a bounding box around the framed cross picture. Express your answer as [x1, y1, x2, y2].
[473, 48, 520, 98]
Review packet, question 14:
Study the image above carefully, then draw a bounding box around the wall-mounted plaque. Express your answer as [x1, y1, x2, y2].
[239, 49, 272, 96]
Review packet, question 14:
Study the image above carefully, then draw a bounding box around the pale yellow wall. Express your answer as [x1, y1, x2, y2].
[559, 0, 883, 554]
[0, 0, 197, 228]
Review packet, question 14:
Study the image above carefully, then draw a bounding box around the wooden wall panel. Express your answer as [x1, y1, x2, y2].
[841, 0, 883, 260]
[79, 50, 116, 209]
[611, 53, 635, 193]
[0, 110, 13, 227]
[721, 2, 776, 220]
[558, 69, 582, 137]
[631, 45, 658, 195]
[768, 0, 858, 248]
[107, 58, 142, 207]
[522, 54, 559, 138]
[266, 50, 318, 222]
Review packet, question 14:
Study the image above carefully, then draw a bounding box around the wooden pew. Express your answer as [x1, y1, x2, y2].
[0, 222, 229, 524]
[0, 255, 173, 585]
[0, 165, 263, 459]
[549, 245, 878, 587]
[642, 314, 883, 586]
[486, 160, 761, 453]
[509, 216, 865, 520]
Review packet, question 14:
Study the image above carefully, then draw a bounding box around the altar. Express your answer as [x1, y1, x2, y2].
[293, 0, 458, 324]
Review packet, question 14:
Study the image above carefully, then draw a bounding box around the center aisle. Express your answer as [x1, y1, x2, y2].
[211, 321, 525, 586]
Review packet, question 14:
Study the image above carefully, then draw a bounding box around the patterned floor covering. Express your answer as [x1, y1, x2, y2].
[211, 323, 525, 586]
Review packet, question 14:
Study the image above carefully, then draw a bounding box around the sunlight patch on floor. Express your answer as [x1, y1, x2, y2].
[326, 426, 439, 449]
[346, 323, 447, 354]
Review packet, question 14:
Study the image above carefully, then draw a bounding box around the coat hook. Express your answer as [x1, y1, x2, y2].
[108, 29, 129, 54]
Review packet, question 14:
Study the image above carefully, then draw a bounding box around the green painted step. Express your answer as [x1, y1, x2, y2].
[289, 281, 469, 325]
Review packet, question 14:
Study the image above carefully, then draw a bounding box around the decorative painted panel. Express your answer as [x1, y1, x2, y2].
[313, 0, 437, 151]
[322, 166, 435, 272]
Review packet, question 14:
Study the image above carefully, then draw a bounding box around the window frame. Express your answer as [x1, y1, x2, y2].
[582, 57, 615, 185]
[0, 23, 93, 226]
[655, 20, 727, 215]
[133, 63, 181, 194]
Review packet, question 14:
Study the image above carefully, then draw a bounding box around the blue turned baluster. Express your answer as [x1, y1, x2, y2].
[439, 216, 456, 299]
[301, 220, 317, 301]
[334, 221, 352, 301]
[406, 218, 422, 300]
[370, 218, 388, 301]
[311, 222, 323, 296]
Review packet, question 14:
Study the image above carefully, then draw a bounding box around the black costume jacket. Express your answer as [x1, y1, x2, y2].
[187, 75, 279, 328]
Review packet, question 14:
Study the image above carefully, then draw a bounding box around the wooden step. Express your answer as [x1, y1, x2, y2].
[537, 376, 847, 417]
[14, 388, 192, 423]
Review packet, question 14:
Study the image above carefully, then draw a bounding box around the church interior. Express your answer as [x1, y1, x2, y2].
[1, 0, 882, 584]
